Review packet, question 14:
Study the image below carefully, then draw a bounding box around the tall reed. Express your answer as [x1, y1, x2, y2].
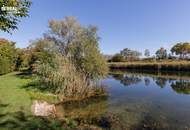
[36, 55, 105, 101]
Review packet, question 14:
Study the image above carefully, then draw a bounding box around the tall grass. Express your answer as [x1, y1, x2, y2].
[36, 55, 105, 101]
[109, 61, 190, 71]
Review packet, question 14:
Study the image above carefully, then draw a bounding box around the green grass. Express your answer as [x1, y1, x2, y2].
[0, 72, 33, 115]
[0, 72, 73, 130]
[0, 72, 60, 114]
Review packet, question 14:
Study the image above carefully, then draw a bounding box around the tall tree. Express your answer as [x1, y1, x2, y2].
[120, 48, 141, 61]
[0, 0, 31, 33]
[144, 49, 150, 58]
[155, 47, 167, 59]
[171, 42, 190, 59]
[45, 16, 108, 80]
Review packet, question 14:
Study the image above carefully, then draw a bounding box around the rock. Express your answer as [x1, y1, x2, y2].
[31, 100, 56, 117]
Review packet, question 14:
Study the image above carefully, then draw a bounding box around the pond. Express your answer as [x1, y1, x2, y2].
[56, 70, 190, 130]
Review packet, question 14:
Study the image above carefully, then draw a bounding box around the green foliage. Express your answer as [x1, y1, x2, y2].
[27, 39, 58, 72]
[155, 47, 167, 59]
[171, 81, 190, 94]
[120, 48, 141, 61]
[46, 16, 108, 80]
[36, 55, 104, 100]
[0, 38, 18, 74]
[0, 0, 31, 33]
[111, 53, 124, 62]
[68, 26, 108, 80]
[171, 42, 190, 59]
[0, 57, 11, 74]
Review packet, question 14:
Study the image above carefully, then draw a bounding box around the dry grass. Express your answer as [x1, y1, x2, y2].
[109, 60, 190, 71]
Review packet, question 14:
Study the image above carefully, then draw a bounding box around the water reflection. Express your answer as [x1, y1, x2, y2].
[110, 71, 190, 95]
[171, 80, 190, 94]
[155, 77, 167, 88]
[144, 78, 150, 86]
[112, 74, 141, 87]
[53, 70, 190, 130]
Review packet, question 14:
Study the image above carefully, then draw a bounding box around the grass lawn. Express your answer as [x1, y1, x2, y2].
[0, 72, 33, 115]
[0, 72, 66, 130]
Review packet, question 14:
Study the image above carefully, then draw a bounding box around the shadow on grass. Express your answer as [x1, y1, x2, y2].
[0, 99, 9, 109]
[15, 69, 32, 79]
[21, 81, 50, 93]
[15, 70, 48, 92]
[0, 101, 75, 130]
[0, 111, 74, 130]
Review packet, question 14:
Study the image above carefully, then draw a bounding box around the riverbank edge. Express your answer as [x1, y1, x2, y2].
[108, 62, 190, 71]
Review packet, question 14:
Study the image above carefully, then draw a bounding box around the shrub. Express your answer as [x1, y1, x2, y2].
[111, 54, 124, 62]
[0, 57, 12, 75]
[36, 55, 105, 100]
[0, 38, 18, 74]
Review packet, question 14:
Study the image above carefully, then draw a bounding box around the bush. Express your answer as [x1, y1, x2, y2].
[111, 54, 124, 62]
[0, 57, 12, 75]
[0, 38, 18, 74]
[36, 55, 105, 100]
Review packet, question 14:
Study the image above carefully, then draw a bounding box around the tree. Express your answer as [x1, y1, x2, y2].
[120, 48, 141, 61]
[155, 47, 167, 59]
[46, 16, 83, 55]
[45, 16, 108, 80]
[111, 53, 124, 62]
[171, 42, 190, 59]
[0, 38, 18, 74]
[27, 38, 58, 72]
[0, 0, 31, 33]
[144, 49, 150, 58]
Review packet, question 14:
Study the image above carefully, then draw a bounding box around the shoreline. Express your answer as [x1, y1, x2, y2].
[109, 62, 190, 71]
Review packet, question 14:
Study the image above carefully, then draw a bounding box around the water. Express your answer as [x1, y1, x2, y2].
[57, 70, 190, 130]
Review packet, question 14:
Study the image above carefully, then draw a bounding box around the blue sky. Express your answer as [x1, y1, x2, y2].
[1, 0, 190, 55]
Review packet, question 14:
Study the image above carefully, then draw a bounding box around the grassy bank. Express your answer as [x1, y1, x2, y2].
[0, 72, 60, 114]
[0, 72, 71, 130]
[109, 61, 190, 71]
[0, 72, 107, 129]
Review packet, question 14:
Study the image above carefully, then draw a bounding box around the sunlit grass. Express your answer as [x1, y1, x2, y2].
[109, 60, 190, 71]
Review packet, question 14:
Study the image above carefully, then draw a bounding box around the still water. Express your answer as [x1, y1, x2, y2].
[57, 70, 190, 130]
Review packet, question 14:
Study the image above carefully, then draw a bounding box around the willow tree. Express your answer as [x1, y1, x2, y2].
[0, 0, 31, 33]
[45, 16, 108, 80]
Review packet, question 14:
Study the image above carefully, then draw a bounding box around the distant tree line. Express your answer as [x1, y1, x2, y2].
[108, 42, 190, 62]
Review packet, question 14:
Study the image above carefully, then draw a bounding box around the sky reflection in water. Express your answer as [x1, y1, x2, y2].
[100, 71, 190, 130]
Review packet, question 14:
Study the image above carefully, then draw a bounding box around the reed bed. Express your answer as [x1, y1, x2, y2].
[109, 61, 190, 71]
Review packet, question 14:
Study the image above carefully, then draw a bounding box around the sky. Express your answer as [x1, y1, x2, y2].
[1, 0, 190, 55]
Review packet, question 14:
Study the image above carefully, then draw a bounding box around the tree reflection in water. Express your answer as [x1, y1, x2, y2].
[144, 78, 150, 86]
[171, 80, 190, 94]
[155, 77, 167, 88]
[112, 74, 141, 87]
[111, 71, 190, 95]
